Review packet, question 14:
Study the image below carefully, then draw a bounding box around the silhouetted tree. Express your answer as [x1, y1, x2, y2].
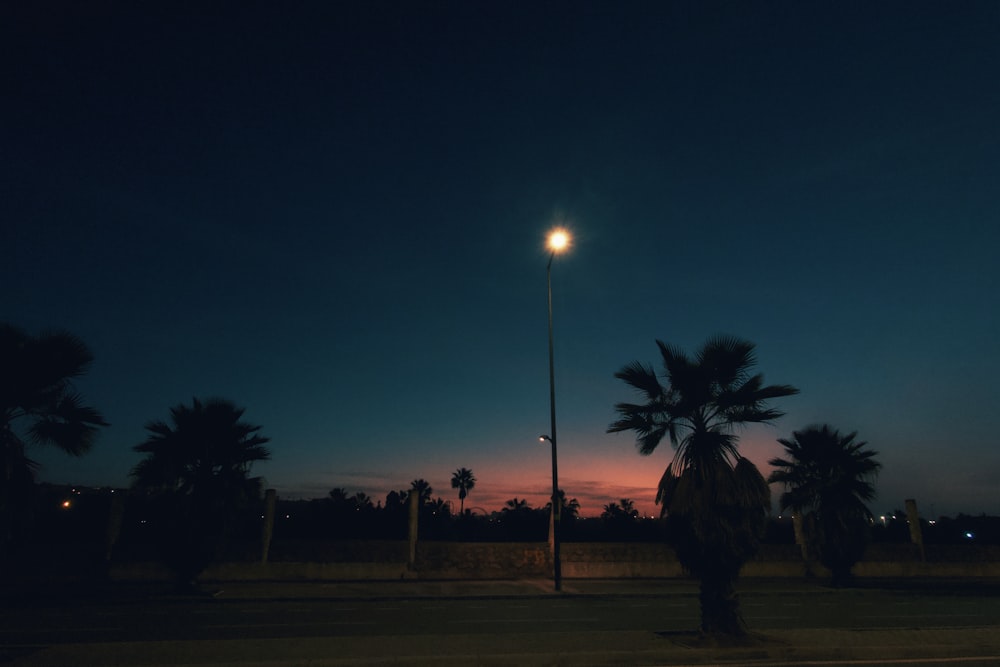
[416, 496, 452, 539]
[546, 490, 580, 521]
[451, 467, 476, 515]
[599, 498, 640, 540]
[426, 497, 451, 517]
[328, 487, 350, 505]
[497, 497, 547, 540]
[131, 397, 270, 591]
[503, 497, 531, 513]
[324, 487, 376, 537]
[410, 479, 433, 505]
[768, 425, 881, 586]
[375, 489, 408, 539]
[384, 489, 408, 515]
[609, 335, 797, 637]
[351, 492, 373, 510]
[601, 498, 638, 520]
[0, 323, 108, 550]
[564, 497, 581, 521]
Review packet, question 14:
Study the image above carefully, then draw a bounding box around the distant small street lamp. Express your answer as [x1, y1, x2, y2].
[543, 227, 570, 591]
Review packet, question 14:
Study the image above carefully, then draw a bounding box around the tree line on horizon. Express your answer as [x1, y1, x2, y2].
[0, 322, 903, 639]
[273, 484, 651, 538]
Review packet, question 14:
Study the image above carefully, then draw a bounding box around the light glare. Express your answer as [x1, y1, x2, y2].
[547, 229, 570, 253]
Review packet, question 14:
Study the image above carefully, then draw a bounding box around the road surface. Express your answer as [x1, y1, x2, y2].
[3, 578, 1000, 665]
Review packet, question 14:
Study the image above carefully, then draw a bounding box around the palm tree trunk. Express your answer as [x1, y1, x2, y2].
[698, 571, 749, 637]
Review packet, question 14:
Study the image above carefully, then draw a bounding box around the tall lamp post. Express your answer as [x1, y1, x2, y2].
[541, 228, 569, 591]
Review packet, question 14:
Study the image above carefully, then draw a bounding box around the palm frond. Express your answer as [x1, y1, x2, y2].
[636, 425, 668, 455]
[613, 361, 663, 399]
[655, 467, 679, 515]
[732, 457, 771, 512]
[698, 335, 756, 387]
[1, 324, 107, 464]
[754, 383, 800, 400]
[25, 392, 107, 455]
[655, 339, 690, 373]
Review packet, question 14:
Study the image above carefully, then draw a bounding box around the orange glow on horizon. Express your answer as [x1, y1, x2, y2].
[285, 431, 788, 519]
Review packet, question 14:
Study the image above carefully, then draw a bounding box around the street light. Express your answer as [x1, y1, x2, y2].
[543, 227, 570, 591]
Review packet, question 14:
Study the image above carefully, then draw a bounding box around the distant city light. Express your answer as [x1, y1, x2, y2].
[61, 500, 71, 509]
[965, 532, 975, 540]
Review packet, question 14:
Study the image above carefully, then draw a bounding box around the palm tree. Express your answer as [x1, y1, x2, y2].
[768, 425, 882, 586]
[131, 397, 270, 589]
[351, 492, 373, 511]
[503, 497, 531, 513]
[450, 467, 476, 515]
[546, 490, 580, 521]
[383, 490, 409, 538]
[563, 496, 581, 521]
[385, 489, 408, 510]
[410, 479, 433, 505]
[328, 487, 351, 509]
[1, 323, 108, 546]
[602, 498, 638, 521]
[608, 335, 797, 637]
[618, 498, 638, 519]
[427, 497, 451, 517]
[600, 502, 620, 519]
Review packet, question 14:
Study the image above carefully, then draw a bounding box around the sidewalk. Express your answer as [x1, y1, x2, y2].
[204, 576, 705, 601]
[201, 574, 998, 601]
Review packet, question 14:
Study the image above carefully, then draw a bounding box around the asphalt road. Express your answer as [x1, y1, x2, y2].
[3, 579, 1000, 665]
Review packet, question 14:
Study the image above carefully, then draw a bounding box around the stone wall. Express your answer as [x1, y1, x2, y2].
[413, 542, 550, 578]
[109, 540, 1000, 582]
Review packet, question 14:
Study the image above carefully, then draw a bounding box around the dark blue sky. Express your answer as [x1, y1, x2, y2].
[4, 2, 998, 517]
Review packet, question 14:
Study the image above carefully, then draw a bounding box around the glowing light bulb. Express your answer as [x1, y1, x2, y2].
[547, 229, 570, 253]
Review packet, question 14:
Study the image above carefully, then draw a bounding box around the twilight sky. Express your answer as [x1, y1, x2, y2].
[4, 2, 999, 518]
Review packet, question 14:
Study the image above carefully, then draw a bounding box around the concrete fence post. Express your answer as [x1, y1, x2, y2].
[792, 512, 808, 561]
[261, 489, 276, 564]
[905, 498, 925, 562]
[408, 491, 419, 570]
[105, 491, 125, 562]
